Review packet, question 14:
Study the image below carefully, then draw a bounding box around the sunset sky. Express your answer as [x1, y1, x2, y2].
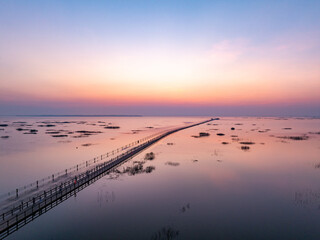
[0, 0, 319, 116]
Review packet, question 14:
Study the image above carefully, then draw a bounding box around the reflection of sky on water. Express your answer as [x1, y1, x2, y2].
[0, 116, 204, 192]
[1, 117, 320, 239]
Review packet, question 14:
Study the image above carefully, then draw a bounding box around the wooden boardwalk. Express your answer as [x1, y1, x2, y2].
[0, 118, 217, 239]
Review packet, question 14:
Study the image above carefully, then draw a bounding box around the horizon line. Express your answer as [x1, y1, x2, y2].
[4, 114, 143, 117]
[0, 114, 319, 118]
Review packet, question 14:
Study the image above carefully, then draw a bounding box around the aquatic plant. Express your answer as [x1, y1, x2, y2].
[145, 152, 155, 160]
[104, 126, 120, 129]
[151, 226, 180, 240]
[46, 131, 61, 134]
[73, 130, 103, 138]
[81, 143, 93, 147]
[165, 161, 180, 166]
[277, 136, 309, 141]
[308, 131, 320, 135]
[126, 163, 143, 175]
[122, 162, 155, 175]
[239, 141, 255, 145]
[295, 189, 320, 209]
[192, 132, 210, 138]
[38, 124, 56, 127]
[51, 135, 68, 137]
[180, 203, 190, 213]
[241, 146, 250, 151]
[75, 130, 102, 134]
[199, 132, 210, 137]
[145, 166, 155, 173]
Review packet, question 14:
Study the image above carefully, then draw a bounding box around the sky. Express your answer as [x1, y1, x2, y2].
[0, 0, 319, 116]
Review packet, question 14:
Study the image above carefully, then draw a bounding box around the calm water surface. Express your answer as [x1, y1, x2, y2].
[0, 117, 319, 239]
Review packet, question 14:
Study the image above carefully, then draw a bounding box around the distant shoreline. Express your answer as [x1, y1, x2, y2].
[0, 115, 319, 118]
[6, 115, 143, 117]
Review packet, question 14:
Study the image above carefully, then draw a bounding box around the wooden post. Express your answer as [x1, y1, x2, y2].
[36, 180, 38, 189]
[52, 174, 54, 182]
[16, 189, 18, 198]
[65, 169, 67, 176]
[77, 165, 78, 171]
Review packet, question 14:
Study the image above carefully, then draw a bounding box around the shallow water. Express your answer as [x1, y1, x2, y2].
[1, 117, 320, 239]
[0, 116, 202, 193]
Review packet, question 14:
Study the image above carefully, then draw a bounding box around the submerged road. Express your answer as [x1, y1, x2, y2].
[0, 118, 218, 239]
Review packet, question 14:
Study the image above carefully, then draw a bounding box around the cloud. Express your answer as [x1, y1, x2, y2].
[208, 38, 249, 64]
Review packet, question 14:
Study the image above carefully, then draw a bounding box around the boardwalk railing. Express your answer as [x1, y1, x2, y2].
[0, 130, 166, 202]
[0, 118, 218, 239]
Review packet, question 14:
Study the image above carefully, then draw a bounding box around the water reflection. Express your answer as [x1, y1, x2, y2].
[165, 162, 180, 167]
[97, 190, 116, 207]
[107, 152, 158, 180]
[180, 203, 190, 213]
[295, 189, 320, 209]
[111, 160, 156, 177]
[240, 146, 250, 151]
[1, 117, 320, 240]
[150, 226, 180, 240]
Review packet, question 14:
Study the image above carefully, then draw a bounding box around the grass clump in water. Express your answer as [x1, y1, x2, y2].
[145, 152, 155, 160]
[241, 146, 250, 151]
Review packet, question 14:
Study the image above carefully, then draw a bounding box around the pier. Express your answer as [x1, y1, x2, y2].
[0, 118, 217, 239]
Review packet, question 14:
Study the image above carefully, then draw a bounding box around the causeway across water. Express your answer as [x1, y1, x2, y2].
[0, 118, 218, 239]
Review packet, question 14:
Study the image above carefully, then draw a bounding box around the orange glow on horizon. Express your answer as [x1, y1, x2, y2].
[1, 38, 319, 108]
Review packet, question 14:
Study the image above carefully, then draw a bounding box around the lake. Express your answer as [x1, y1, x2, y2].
[0, 116, 319, 239]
